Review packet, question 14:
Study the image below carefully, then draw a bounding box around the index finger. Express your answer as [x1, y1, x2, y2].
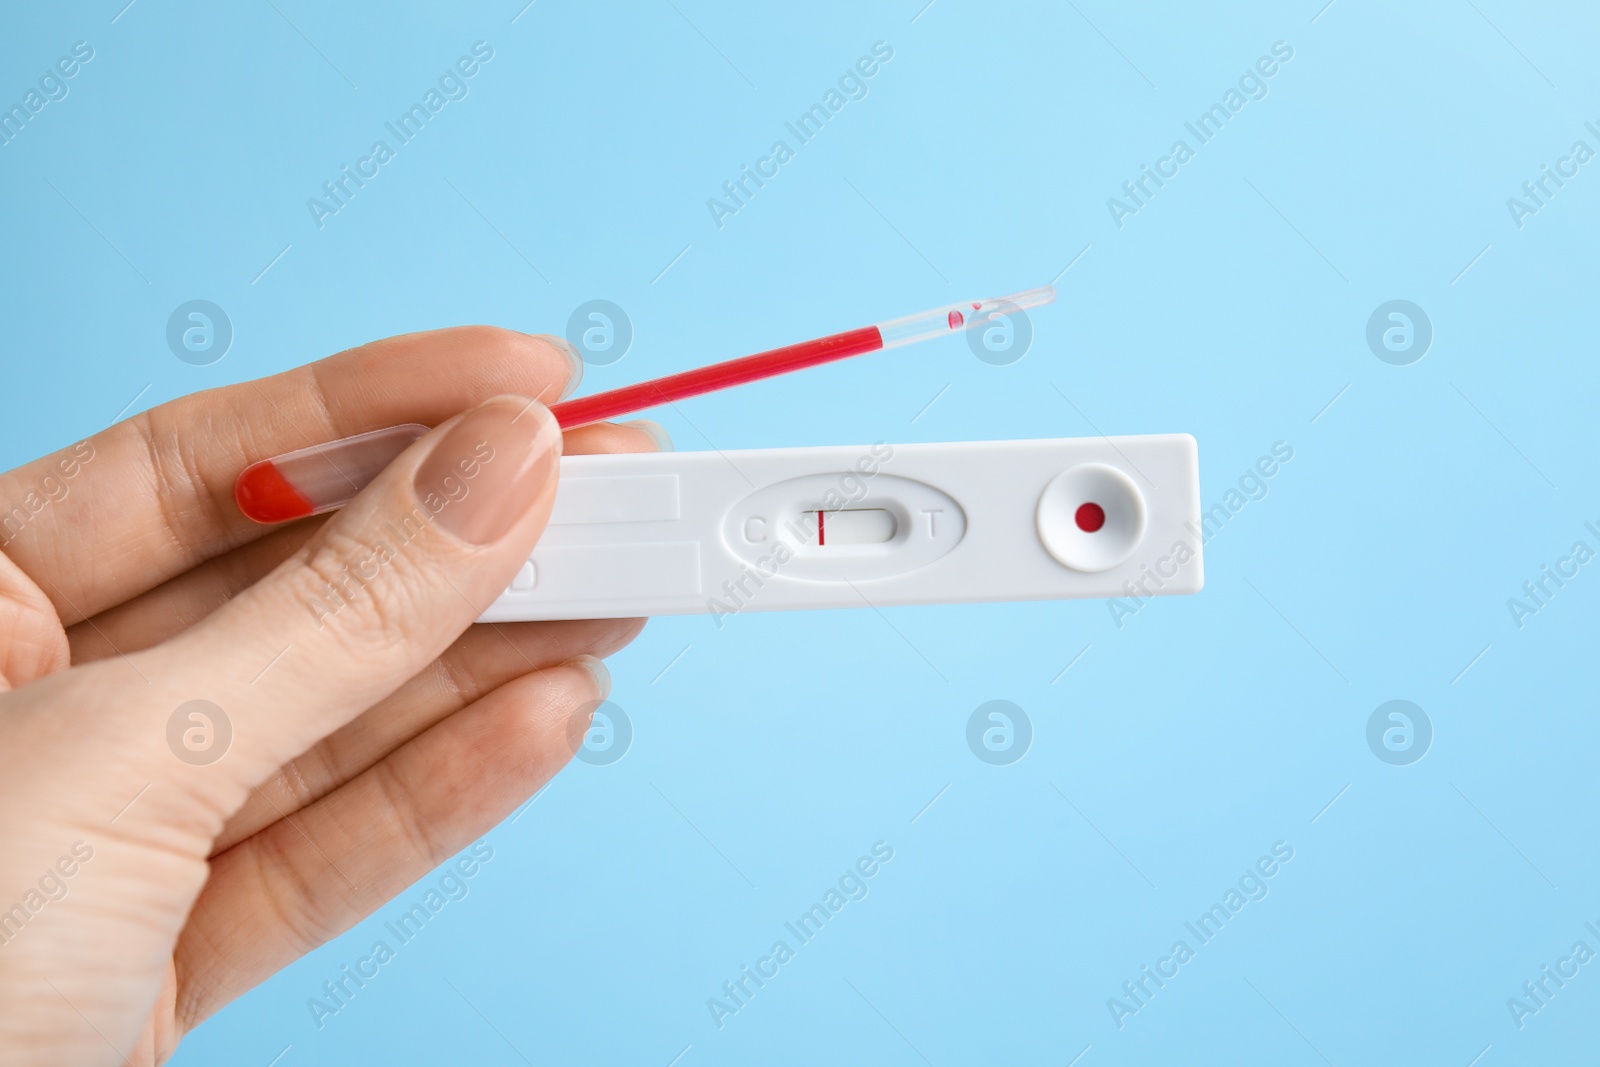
[0, 326, 579, 625]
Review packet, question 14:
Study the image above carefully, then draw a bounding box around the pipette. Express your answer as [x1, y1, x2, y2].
[233, 286, 1055, 524]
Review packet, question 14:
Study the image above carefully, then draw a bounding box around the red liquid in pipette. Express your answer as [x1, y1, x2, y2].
[235, 462, 314, 525]
[233, 283, 1056, 524]
[548, 325, 884, 430]
[232, 327, 887, 523]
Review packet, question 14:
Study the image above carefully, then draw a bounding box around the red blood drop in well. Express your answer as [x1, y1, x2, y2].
[1075, 502, 1106, 533]
[947, 310, 964, 329]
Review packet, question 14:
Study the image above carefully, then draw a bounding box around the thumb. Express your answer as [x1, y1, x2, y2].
[147, 394, 563, 806]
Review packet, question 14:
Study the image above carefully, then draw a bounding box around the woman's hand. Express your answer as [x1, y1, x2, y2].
[0, 327, 664, 1065]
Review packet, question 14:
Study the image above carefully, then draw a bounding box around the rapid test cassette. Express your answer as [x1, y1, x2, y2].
[480, 435, 1203, 622]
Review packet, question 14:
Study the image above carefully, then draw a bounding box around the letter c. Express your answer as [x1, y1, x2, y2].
[356, 955, 380, 978]
[1557, 155, 1580, 179]
[1156, 554, 1178, 578]
[357, 155, 380, 178]
[756, 155, 780, 178]
[1558, 955, 1580, 978]
[1156, 955, 1179, 978]
[1557, 554, 1580, 578]
[1155, 155, 1179, 178]
[755, 955, 779, 978]
[743, 516, 767, 543]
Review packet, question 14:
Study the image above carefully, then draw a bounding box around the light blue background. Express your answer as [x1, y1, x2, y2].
[4, 0, 1599, 1063]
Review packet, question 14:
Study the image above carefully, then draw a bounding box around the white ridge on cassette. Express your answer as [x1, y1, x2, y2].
[480, 435, 1203, 622]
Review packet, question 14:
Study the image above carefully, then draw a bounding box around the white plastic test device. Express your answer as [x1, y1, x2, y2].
[480, 435, 1203, 622]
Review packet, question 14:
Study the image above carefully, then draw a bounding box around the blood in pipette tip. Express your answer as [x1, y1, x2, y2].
[235, 461, 315, 524]
[234, 422, 427, 524]
[947, 310, 964, 329]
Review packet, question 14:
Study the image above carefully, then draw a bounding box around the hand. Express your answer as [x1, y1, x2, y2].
[0, 327, 665, 1065]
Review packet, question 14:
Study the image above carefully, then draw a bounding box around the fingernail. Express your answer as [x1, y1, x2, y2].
[413, 396, 561, 546]
[567, 654, 612, 700]
[547, 336, 584, 400]
[623, 418, 674, 452]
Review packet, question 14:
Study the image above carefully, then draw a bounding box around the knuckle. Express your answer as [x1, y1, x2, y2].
[252, 824, 351, 952]
[290, 525, 433, 653]
[275, 746, 332, 810]
[433, 642, 484, 709]
[372, 759, 445, 869]
[134, 407, 232, 568]
[249, 766, 314, 822]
